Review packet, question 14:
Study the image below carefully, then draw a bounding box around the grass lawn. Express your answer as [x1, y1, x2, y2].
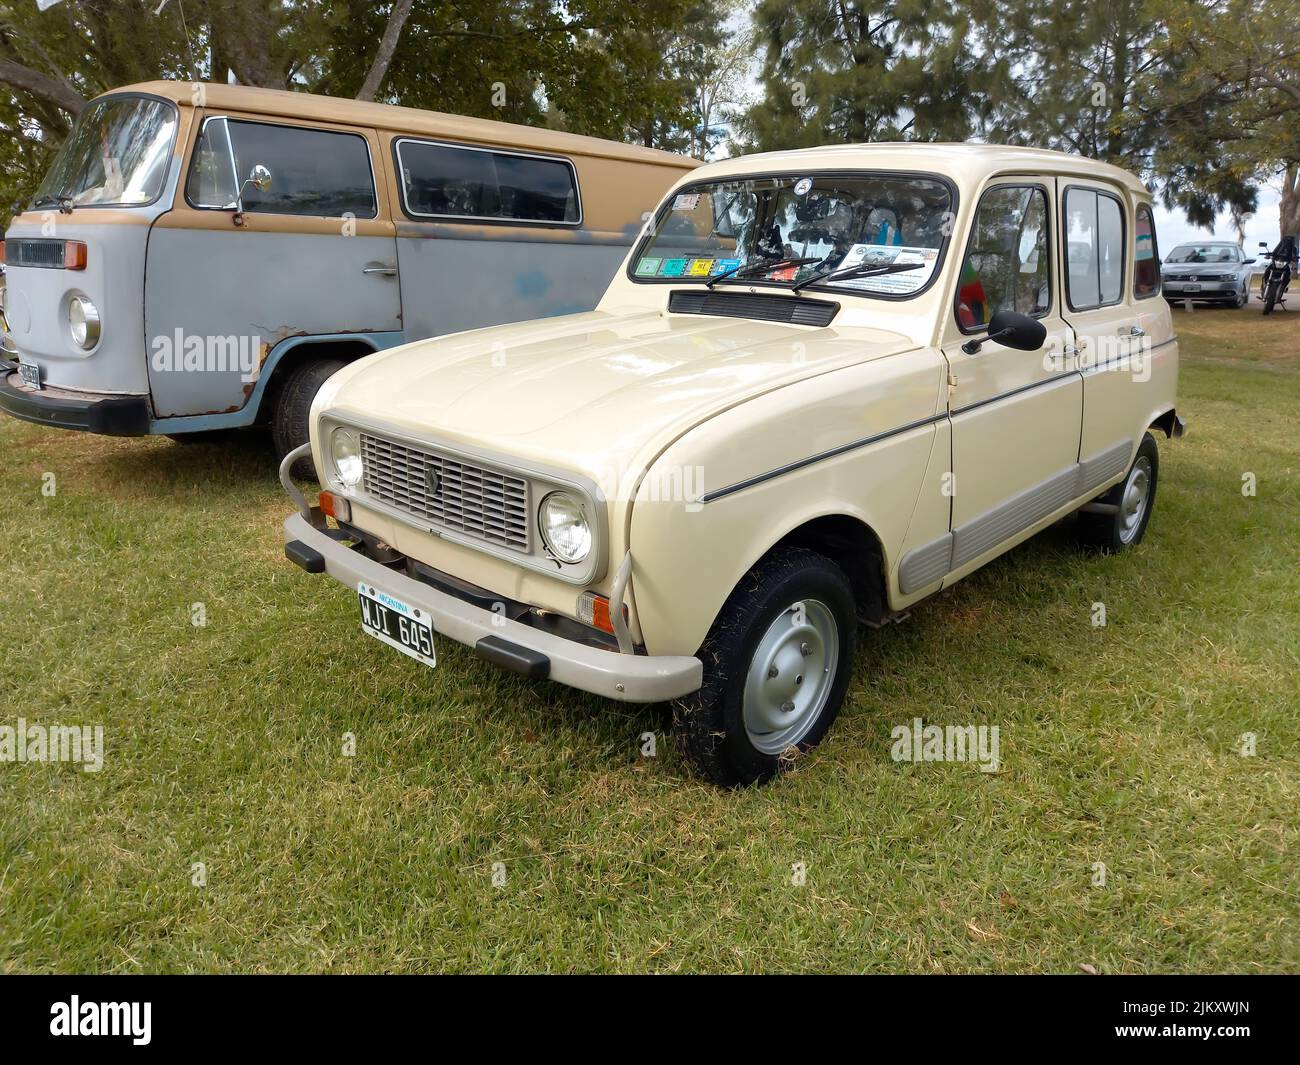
[1, 306, 1296, 974]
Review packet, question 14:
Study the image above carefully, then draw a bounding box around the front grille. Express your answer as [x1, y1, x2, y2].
[5, 238, 65, 269]
[360, 432, 530, 552]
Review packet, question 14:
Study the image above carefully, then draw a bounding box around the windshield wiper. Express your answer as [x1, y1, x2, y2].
[791, 260, 924, 294]
[31, 194, 74, 214]
[704, 256, 823, 290]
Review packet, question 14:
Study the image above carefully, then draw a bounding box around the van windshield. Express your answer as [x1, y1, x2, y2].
[32, 96, 177, 209]
[631, 173, 953, 297]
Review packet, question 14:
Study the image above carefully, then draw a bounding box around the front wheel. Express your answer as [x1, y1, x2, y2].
[1263, 278, 1281, 314]
[1077, 433, 1159, 553]
[672, 547, 856, 787]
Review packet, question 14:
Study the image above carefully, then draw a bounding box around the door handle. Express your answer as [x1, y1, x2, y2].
[362, 265, 397, 277]
[1124, 325, 1145, 337]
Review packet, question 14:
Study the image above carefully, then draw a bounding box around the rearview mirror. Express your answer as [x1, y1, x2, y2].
[961, 309, 1047, 355]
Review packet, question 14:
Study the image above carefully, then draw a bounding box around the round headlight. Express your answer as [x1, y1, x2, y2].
[330, 426, 363, 489]
[539, 491, 591, 563]
[68, 296, 100, 350]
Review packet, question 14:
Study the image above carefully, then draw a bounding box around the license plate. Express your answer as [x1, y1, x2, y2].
[357, 582, 436, 667]
[1183, 283, 1201, 293]
[18, 360, 41, 390]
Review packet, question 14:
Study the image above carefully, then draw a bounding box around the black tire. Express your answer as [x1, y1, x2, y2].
[271, 358, 348, 477]
[1263, 279, 1280, 314]
[1233, 283, 1249, 308]
[1077, 433, 1159, 553]
[672, 546, 856, 787]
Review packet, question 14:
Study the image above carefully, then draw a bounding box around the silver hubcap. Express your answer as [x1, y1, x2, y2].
[742, 599, 839, 755]
[1118, 456, 1152, 543]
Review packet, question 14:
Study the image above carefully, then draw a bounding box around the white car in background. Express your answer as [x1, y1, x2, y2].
[1161, 241, 1255, 307]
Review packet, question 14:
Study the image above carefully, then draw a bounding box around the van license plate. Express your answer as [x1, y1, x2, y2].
[358, 582, 436, 667]
[18, 361, 41, 390]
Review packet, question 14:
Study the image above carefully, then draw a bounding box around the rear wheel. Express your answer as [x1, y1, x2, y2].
[271, 358, 348, 477]
[672, 547, 856, 787]
[1077, 433, 1159, 553]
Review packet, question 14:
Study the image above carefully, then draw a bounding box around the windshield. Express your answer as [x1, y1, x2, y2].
[1166, 245, 1240, 264]
[32, 96, 177, 209]
[632, 173, 953, 297]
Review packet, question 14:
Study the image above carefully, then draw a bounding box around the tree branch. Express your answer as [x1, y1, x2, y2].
[356, 0, 415, 102]
[0, 57, 85, 115]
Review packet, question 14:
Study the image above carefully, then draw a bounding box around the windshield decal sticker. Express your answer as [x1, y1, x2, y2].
[794, 177, 813, 196]
[829, 245, 938, 294]
[660, 258, 688, 277]
[712, 258, 742, 275]
[672, 193, 701, 211]
[635, 258, 663, 277]
[687, 258, 715, 277]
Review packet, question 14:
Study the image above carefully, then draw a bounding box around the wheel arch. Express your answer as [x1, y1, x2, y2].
[254, 335, 384, 423]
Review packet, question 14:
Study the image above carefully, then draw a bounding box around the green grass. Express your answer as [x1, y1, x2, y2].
[1, 306, 1297, 973]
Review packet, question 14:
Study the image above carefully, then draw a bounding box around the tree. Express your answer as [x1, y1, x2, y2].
[736, 0, 982, 151]
[1141, 0, 1300, 240]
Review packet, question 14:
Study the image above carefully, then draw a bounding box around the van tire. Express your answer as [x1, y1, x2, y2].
[272, 359, 348, 478]
[1077, 433, 1159, 553]
[672, 547, 856, 787]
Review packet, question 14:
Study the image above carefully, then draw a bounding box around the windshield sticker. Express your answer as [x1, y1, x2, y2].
[712, 258, 741, 275]
[828, 245, 939, 294]
[672, 193, 701, 211]
[687, 258, 714, 277]
[1135, 233, 1154, 261]
[635, 258, 663, 277]
[659, 258, 689, 277]
[794, 177, 813, 196]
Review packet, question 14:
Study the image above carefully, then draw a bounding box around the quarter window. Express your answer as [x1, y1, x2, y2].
[1134, 203, 1160, 298]
[395, 140, 580, 224]
[1064, 187, 1126, 310]
[186, 120, 377, 218]
[956, 185, 1050, 331]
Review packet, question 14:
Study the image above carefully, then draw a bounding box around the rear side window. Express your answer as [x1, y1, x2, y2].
[395, 139, 580, 225]
[1134, 203, 1160, 298]
[186, 119, 377, 218]
[955, 184, 1051, 332]
[1064, 187, 1126, 310]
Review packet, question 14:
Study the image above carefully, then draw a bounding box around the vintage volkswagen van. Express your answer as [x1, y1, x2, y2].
[280, 144, 1183, 786]
[0, 82, 696, 461]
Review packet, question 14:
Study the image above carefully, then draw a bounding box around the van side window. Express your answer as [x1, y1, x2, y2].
[955, 185, 1050, 332]
[1064, 187, 1126, 310]
[395, 140, 580, 225]
[186, 120, 377, 218]
[1133, 203, 1160, 298]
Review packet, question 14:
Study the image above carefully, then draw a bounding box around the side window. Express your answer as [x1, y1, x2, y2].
[1134, 203, 1160, 299]
[396, 140, 580, 225]
[956, 185, 1050, 332]
[186, 119, 377, 218]
[1065, 187, 1126, 310]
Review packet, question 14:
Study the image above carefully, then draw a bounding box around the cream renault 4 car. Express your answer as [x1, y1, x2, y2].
[281, 144, 1183, 787]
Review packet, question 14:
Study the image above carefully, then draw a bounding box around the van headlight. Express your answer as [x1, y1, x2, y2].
[330, 426, 363, 489]
[539, 491, 591, 563]
[68, 296, 101, 349]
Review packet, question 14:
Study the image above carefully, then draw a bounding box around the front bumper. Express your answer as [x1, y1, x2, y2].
[1161, 281, 1237, 297]
[282, 511, 703, 703]
[0, 367, 150, 435]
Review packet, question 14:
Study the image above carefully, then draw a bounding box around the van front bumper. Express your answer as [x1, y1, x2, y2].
[282, 511, 703, 703]
[0, 367, 150, 435]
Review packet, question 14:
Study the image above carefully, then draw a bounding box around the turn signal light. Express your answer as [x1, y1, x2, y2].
[576, 592, 627, 635]
[63, 241, 87, 270]
[319, 490, 351, 523]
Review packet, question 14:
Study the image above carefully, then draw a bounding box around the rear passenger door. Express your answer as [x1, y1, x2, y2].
[1058, 179, 1145, 479]
[146, 116, 401, 418]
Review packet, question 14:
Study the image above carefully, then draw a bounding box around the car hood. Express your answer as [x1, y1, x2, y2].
[323, 308, 917, 480]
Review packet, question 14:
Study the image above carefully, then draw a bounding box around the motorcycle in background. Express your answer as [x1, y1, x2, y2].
[1258, 236, 1296, 314]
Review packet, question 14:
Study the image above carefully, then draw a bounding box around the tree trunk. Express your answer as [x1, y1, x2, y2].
[356, 0, 415, 102]
[1282, 164, 1300, 239]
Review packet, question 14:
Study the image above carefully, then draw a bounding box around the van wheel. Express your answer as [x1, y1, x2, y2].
[1078, 433, 1159, 553]
[271, 359, 347, 477]
[672, 547, 856, 787]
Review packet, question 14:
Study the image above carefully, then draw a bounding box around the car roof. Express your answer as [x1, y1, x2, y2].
[104, 82, 701, 169]
[687, 142, 1150, 197]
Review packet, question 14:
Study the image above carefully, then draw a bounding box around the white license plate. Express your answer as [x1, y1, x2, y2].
[1183, 283, 1201, 293]
[18, 360, 41, 390]
[357, 581, 436, 667]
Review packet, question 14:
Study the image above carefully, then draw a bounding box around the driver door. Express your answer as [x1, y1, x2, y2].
[941, 180, 1082, 582]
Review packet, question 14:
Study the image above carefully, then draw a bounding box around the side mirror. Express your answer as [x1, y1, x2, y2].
[1245, 257, 1256, 264]
[961, 309, 1047, 354]
[247, 164, 272, 193]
